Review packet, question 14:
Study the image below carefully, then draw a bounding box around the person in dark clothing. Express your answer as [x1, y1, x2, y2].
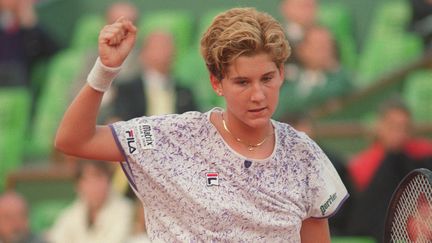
[347, 97, 432, 241]
[0, 0, 59, 88]
[109, 30, 196, 121]
[347, 152, 432, 241]
[348, 97, 432, 193]
[408, 0, 432, 50]
[112, 80, 196, 121]
[274, 26, 353, 118]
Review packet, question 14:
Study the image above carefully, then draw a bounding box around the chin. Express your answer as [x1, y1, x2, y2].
[244, 116, 272, 128]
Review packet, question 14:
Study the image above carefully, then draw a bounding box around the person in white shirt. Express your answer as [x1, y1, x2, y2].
[55, 7, 348, 242]
[48, 160, 133, 243]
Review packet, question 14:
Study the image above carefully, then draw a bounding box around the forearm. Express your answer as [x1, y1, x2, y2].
[300, 218, 331, 243]
[55, 18, 136, 160]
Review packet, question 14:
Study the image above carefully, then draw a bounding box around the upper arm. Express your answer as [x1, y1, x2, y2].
[300, 218, 330, 243]
[55, 84, 126, 162]
[56, 125, 125, 162]
[84, 125, 125, 161]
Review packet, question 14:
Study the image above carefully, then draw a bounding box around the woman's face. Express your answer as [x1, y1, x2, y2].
[211, 53, 284, 129]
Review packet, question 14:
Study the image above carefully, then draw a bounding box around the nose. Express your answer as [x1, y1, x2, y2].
[250, 82, 265, 103]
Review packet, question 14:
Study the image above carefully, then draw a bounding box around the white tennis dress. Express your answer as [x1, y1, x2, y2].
[110, 108, 349, 242]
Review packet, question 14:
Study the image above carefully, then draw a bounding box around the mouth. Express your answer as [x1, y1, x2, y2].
[248, 107, 267, 113]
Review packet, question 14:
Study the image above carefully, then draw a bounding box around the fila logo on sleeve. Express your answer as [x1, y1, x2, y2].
[126, 130, 137, 154]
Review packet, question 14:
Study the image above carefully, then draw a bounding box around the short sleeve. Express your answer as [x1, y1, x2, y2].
[108, 112, 202, 194]
[109, 116, 157, 192]
[305, 138, 349, 219]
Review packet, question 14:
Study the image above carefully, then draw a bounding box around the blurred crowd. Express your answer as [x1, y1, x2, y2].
[1, 0, 432, 242]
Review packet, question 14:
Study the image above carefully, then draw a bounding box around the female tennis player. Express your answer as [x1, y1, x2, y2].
[55, 7, 348, 242]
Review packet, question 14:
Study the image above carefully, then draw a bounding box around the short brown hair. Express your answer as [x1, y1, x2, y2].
[200, 7, 291, 80]
[378, 96, 411, 118]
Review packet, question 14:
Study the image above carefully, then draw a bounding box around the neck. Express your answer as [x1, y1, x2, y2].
[222, 111, 273, 148]
[145, 65, 170, 76]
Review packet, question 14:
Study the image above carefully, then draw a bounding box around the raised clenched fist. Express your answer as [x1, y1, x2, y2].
[98, 17, 137, 68]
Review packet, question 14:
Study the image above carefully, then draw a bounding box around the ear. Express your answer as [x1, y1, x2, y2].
[278, 64, 285, 81]
[210, 74, 223, 96]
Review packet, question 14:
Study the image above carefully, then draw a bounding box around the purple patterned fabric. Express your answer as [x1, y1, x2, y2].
[110, 108, 348, 242]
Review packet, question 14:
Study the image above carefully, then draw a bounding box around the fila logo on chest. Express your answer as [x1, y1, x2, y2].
[206, 172, 219, 186]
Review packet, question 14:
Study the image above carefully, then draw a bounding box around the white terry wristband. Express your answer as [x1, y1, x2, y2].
[87, 57, 122, 92]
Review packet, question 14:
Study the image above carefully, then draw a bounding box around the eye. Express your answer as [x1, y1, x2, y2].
[262, 75, 274, 83]
[236, 79, 248, 86]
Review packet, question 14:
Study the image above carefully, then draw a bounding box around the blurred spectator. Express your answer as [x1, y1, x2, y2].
[81, 2, 140, 116]
[103, 1, 140, 81]
[105, 1, 138, 24]
[0, 0, 59, 88]
[408, 0, 432, 50]
[275, 26, 353, 118]
[279, 0, 317, 46]
[347, 143, 432, 240]
[48, 160, 133, 243]
[0, 191, 46, 243]
[282, 112, 354, 236]
[108, 30, 197, 121]
[348, 97, 432, 192]
[69, 2, 141, 122]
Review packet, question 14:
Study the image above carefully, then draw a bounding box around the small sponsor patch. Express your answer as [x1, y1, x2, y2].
[138, 124, 154, 149]
[320, 193, 337, 216]
[125, 129, 137, 155]
[206, 172, 219, 186]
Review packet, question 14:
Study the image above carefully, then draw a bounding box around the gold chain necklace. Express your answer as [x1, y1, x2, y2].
[221, 113, 273, 151]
